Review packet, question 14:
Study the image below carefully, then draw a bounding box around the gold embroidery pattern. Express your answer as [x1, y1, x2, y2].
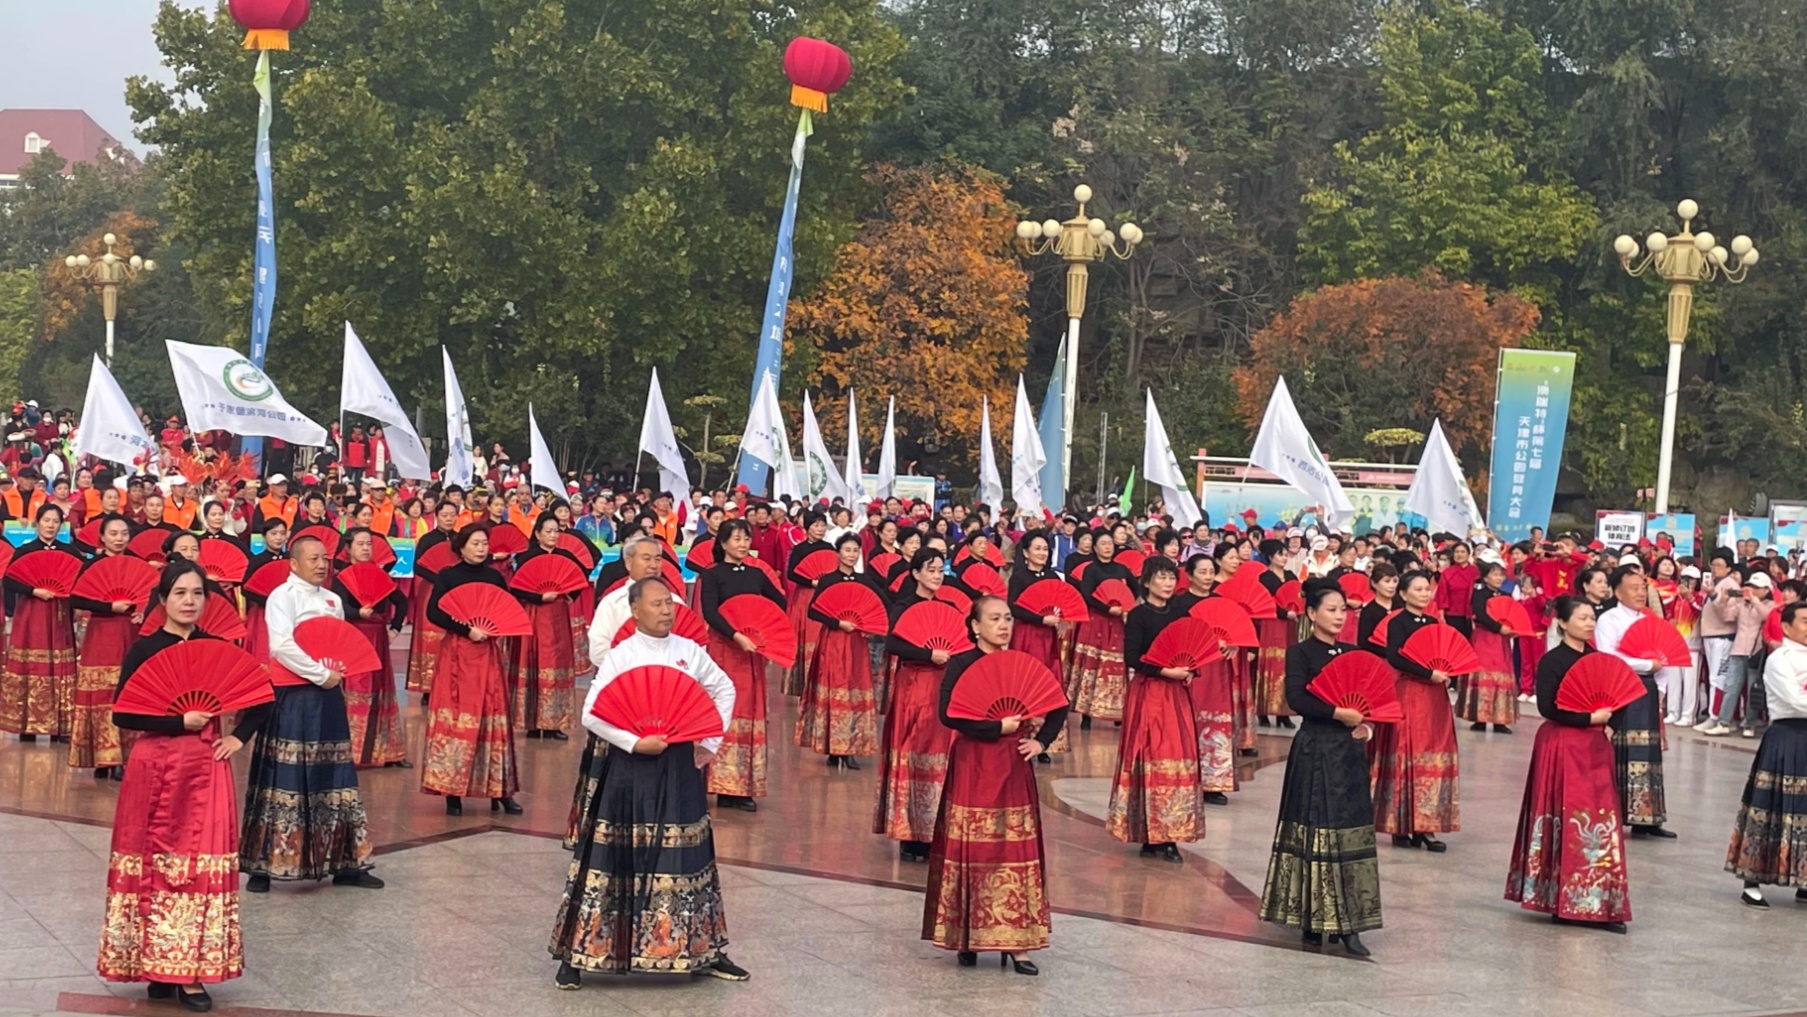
[550, 868, 729, 973]
[924, 860, 1050, 951]
[99, 851, 243, 984]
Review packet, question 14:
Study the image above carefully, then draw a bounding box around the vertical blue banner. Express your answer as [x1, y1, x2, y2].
[243, 50, 278, 464]
[737, 109, 814, 493]
[1037, 336, 1066, 514]
[1486, 349, 1576, 541]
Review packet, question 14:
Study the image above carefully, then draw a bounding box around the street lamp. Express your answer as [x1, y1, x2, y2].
[62, 232, 154, 365]
[1015, 184, 1142, 501]
[1614, 200, 1758, 515]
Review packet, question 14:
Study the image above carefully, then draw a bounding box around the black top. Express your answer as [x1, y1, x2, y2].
[1078, 559, 1134, 617]
[884, 587, 941, 662]
[1472, 587, 1505, 634]
[415, 526, 454, 564]
[938, 647, 1068, 747]
[332, 570, 408, 630]
[1123, 600, 1185, 679]
[1357, 599, 1396, 649]
[1536, 642, 1596, 727]
[1061, 551, 1092, 576]
[112, 629, 271, 740]
[1007, 565, 1059, 626]
[1283, 636, 1349, 725]
[883, 555, 915, 598]
[592, 558, 629, 598]
[1169, 589, 1216, 615]
[786, 538, 832, 587]
[1258, 568, 1291, 621]
[425, 560, 508, 638]
[134, 520, 183, 539]
[696, 557, 786, 639]
[1385, 608, 1441, 681]
[509, 545, 585, 605]
[197, 529, 249, 554]
[2, 539, 85, 597]
[807, 568, 883, 627]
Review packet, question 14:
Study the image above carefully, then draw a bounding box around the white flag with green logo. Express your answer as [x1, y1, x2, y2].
[1248, 376, 1353, 529]
[166, 340, 326, 446]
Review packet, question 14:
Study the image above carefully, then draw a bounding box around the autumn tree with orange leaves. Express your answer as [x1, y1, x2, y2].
[1233, 272, 1538, 461]
[793, 164, 1028, 468]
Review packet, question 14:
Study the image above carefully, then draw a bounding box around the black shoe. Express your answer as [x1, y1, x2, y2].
[1639, 825, 1678, 839]
[1333, 932, 1371, 957]
[1276, 717, 1295, 729]
[445, 795, 462, 816]
[1037, 752, 1051, 764]
[526, 730, 542, 739]
[1003, 953, 1038, 976]
[555, 962, 582, 990]
[332, 870, 384, 889]
[1554, 914, 1631, 931]
[1414, 834, 1448, 853]
[93, 767, 109, 779]
[50, 734, 68, 744]
[543, 730, 569, 741]
[1741, 887, 1770, 908]
[1258, 716, 1271, 728]
[957, 951, 977, 967]
[1239, 748, 1258, 758]
[1301, 930, 1323, 947]
[177, 986, 212, 1012]
[383, 759, 415, 768]
[1391, 835, 1416, 849]
[1080, 715, 1092, 731]
[842, 757, 861, 771]
[245, 875, 270, 893]
[715, 794, 758, 813]
[1796, 888, 1807, 903]
[421, 694, 429, 708]
[1157, 843, 1183, 863]
[492, 797, 523, 815]
[1140, 843, 1160, 857]
[1494, 725, 1513, 734]
[18, 734, 34, 743]
[1470, 723, 1488, 732]
[701, 955, 749, 981]
[147, 983, 176, 1000]
[1204, 792, 1229, 806]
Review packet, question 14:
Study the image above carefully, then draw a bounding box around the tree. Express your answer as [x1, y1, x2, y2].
[793, 163, 1029, 468]
[0, 271, 40, 402]
[1233, 273, 1538, 461]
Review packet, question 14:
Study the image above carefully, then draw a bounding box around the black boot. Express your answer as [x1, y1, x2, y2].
[555, 962, 582, 989]
[445, 795, 462, 816]
[492, 797, 523, 815]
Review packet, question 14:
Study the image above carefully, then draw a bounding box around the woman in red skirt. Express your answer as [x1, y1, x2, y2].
[1172, 552, 1236, 804]
[1071, 529, 1134, 727]
[101, 560, 270, 1011]
[1463, 560, 1519, 733]
[1371, 571, 1460, 852]
[69, 514, 140, 778]
[1255, 538, 1297, 729]
[406, 500, 460, 702]
[782, 510, 832, 697]
[1504, 595, 1629, 931]
[1108, 557, 1202, 860]
[799, 533, 880, 767]
[421, 525, 521, 816]
[508, 515, 582, 739]
[924, 594, 1066, 975]
[878, 547, 957, 860]
[1008, 531, 1067, 761]
[1210, 543, 1260, 758]
[698, 518, 787, 812]
[241, 519, 289, 663]
[332, 527, 410, 767]
[0, 503, 83, 741]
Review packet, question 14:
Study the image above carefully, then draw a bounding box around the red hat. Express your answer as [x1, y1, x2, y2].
[1587, 540, 1604, 551]
[735, 484, 751, 493]
[867, 499, 884, 514]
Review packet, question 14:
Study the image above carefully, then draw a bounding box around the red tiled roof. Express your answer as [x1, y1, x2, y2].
[0, 109, 137, 178]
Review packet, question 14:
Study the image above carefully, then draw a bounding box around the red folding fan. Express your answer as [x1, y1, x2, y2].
[1114, 548, 1147, 576]
[127, 528, 169, 563]
[244, 559, 291, 599]
[292, 525, 340, 560]
[1273, 579, 1305, 616]
[1368, 609, 1403, 650]
[944, 649, 1068, 721]
[960, 562, 1006, 598]
[112, 639, 272, 717]
[889, 570, 910, 593]
[558, 532, 597, 570]
[745, 554, 782, 588]
[611, 603, 711, 647]
[1093, 578, 1137, 612]
[953, 544, 1004, 567]
[793, 548, 838, 583]
[292, 616, 382, 675]
[1187, 597, 1259, 648]
[718, 594, 797, 668]
[7, 551, 80, 597]
[510, 553, 588, 597]
[1217, 567, 1278, 618]
[894, 600, 974, 653]
[936, 584, 972, 614]
[1617, 615, 1692, 669]
[1070, 561, 1092, 582]
[1402, 624, 1480, 675]
[337, 561, 398, 609]
[438, 584, 532, 637]
[0, 540, 14, 575]
[1016, 578, 1090, 624]
[140, 592, 247, 642]
[869, 552, 902, 577]
[684, 538, 715, 572]
[73, 555, 158, 608]
[1554, 652, 1647, 714]
[364, 534, 399, 569]
[588, 664, 725, 743]
[1339, 572, 1373, 605]
[1142, 618, 1224, 671]
[198, 539, 248, 584]
[74, 519, 102, 549]
[484, 524, 528, 558]
[1486, 597, 1535, 637]
[1306, 650, 1405, 723]
[415, 540, 457, 578]
[813, 581, 890, 635]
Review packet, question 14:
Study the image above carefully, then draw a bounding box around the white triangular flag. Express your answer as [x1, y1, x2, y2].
[738, 372, 801, 500]
[527, 404, 563, 496]
[72, 354, 155, 470]
[1248, 377, 1354, 529]
[1143, 389, 1202, 528]
[442, 347, 474, 487]
[843, 390, 866, 503]
[1402, 420, 1483, 535]
[874, 397, 897, 500]
[1010, 376, 1046, 518]
[801, 392, 852, 505]
[638, 369, 690, 500]
[978, 396, 1003, 511]
[340, 323, 430, 479]
[166, 340, 326, 446]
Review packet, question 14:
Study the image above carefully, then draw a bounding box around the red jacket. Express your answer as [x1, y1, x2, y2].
[1436, 562, 1479, 617]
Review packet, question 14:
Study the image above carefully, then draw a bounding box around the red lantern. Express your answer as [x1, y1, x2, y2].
[784, 37, 852, 114]
[229, 0, 310, 51]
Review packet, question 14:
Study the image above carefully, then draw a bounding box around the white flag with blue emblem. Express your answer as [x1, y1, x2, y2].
[166, 340, 326, 446]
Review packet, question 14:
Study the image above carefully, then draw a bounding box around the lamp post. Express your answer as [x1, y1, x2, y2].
[1015, 184, 1142, 504]
[1613, 200, 1758, 515]
[62, 233, 154, 367]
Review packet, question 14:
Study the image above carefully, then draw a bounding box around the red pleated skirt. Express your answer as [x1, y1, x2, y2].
[1255, 617, 1293, 717]
[1457, 629, 1519, 725]
[421, 634, 518, 797]
[704, 630, 768, 798]
[344, 617, 406, 766]
[1230, 649, 1257, 751]
[70, 612, 135, 768]
[404, 591, 443, 695]
[783, 585, 819, 697]
[1190, 656, 1239, 792]
[797, 627, 877, 756]
[1505, 722, 1630, 922]
[922, 733, 1051, 952]
[509, 599, 575, 733]
[242, 603, 270, 663]
[1070, 614, 1127, 720]
[1367, 673, 1460, 834]
[1108, 675, 1202, 843]
[0, 597, 77, 735]
[874, 659, 952, 841]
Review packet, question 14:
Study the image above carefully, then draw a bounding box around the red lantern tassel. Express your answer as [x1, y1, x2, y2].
[242, 28, 292, 50]
[790, 84, 829, 113]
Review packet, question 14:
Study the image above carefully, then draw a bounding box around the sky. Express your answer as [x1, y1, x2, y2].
[1, 1, 187, 146]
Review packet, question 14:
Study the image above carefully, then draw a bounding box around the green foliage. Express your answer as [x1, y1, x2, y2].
[0, 271, 40, 401]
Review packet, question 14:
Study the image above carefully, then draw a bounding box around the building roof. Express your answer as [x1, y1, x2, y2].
[0, 109, 137, 178]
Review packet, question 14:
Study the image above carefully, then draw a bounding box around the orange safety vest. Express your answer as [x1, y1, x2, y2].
[651, 510, 680, 546]
[82, 488, 103, 517]
[3, 488, 47, 521]
[366, 499, 397, 538]
[455, 509, 484, 530]
[164, 497, 198, 530]
[509, 504, 540, 537]
[258, 495, 298, 526]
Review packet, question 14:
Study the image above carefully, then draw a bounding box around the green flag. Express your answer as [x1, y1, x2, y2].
[1120, 467, 1137, 511]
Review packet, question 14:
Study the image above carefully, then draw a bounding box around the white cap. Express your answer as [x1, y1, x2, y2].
[1681, 565, 1702, 579]
[362, 476, 383, 487]
[267, 473, 289, 485]
[1747, 572, 1773, 589]
[112, 477, 128, 492]
[1309, 535, 1328, 551]
[1286, 527, 1303, 538]
[1618, 553, 1641, 567]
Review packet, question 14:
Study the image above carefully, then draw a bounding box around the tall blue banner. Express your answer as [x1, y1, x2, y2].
[243, 50, 278, 464]
[737, 109, 814, 493]
[1486, 349, 1576, 541]
[1037, 336, 1065, 513]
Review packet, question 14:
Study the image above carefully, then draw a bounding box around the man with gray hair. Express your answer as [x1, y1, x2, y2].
[587, 534, 681, 666]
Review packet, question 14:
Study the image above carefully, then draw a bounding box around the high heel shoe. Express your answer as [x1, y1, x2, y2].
[177, 985, 213, 1012]
[1301, 930, 1323, 947]
[1412, 834, 1447, 853]
[1331, 932, 1370, 958]
[1001, 953, 1038, 976]
[493, 797, 523, 815]
[957, 951, 977, 967]
[1275, 716, 1295, 729]
[445, 795, 462, 816]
